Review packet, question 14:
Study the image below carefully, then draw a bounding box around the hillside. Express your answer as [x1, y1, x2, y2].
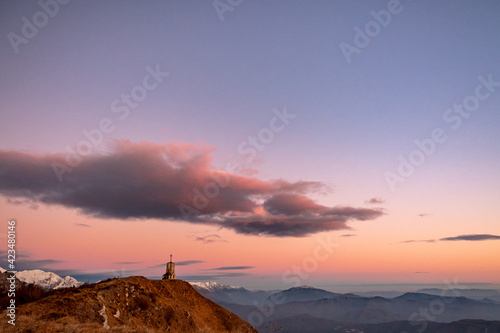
[0, 271, 23, 309]
[0, 276, 257, 333]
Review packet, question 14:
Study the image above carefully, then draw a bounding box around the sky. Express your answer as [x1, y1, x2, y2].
[0, 0, 499, 292]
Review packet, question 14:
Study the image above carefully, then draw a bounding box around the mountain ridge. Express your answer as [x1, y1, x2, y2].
[194, 282, 500, 332]
[15, 268, 84, 290]
[191, 281, 274, 306]
[1, 276, 257, 332]
[0, 267, 84, 290]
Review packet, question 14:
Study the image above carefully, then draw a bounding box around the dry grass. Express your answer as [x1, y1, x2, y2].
[1, 276, 257, 333]
[17, 283, 47, 305]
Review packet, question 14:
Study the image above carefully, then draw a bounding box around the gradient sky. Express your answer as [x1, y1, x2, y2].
[1, 1, 499, 292]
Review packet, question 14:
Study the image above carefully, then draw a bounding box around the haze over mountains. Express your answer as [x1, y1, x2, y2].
[193, 281, 500, 333]
[416, 288, 500, 302]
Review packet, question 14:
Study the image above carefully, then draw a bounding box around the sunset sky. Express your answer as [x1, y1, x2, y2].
[1, 1, 499, 292]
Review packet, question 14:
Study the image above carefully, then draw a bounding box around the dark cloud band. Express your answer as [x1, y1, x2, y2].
[440, 234, 500, 241]
[403, 234, 500, 243]
[0, 140, 384, 237]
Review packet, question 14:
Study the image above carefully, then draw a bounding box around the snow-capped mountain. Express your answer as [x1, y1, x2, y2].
[190, 281, 274, 305]
[14, 269, 84, 290]
[190, 281, 244, 292]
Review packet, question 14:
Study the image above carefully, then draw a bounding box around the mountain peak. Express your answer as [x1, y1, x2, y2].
[14, 268, 83, 290]
[1, 276, 257, 332]
[285, 285, 327, 292]
[267, 285, 348, 303]
[190, 281, 244, 291]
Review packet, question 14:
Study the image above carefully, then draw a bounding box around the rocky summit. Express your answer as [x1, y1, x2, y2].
[1, 276, 257, 333]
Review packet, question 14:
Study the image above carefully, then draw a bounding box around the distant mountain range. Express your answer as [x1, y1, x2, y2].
[191, 282, 500, 333]
[417, 288, 500, 302]
[191, 281, 274, 305]
[0, 267, 83, 290]
[266, 285, 360, 303]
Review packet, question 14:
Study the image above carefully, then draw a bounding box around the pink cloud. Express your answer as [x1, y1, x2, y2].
[0, 140, 384, 237]
[365, 197, 384, 204]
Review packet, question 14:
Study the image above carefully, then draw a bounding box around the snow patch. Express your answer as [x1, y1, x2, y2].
[98, 295, 110, 329]
[99, 305, 110, 329]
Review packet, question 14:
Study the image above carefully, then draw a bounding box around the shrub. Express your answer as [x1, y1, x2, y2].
[17, 283, 47, 304]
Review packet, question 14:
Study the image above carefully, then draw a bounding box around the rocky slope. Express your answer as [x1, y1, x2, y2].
[1, 276, 257, 332]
